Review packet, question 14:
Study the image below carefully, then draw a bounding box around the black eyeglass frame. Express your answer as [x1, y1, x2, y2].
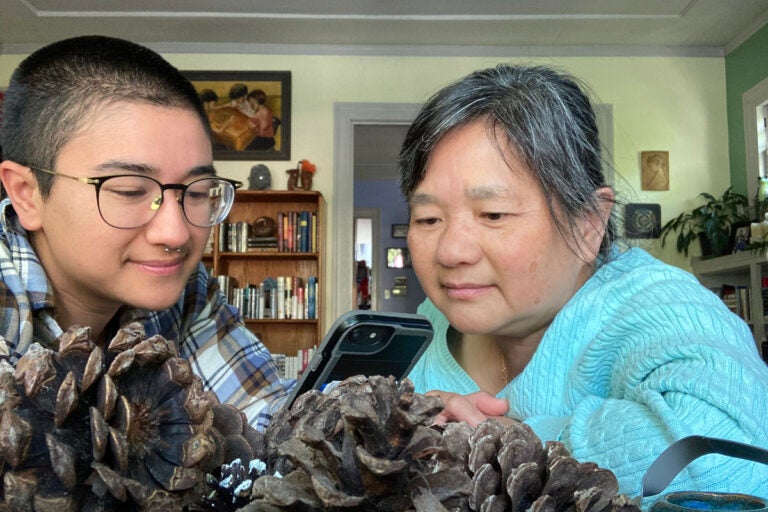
[28, 165, 243, 229]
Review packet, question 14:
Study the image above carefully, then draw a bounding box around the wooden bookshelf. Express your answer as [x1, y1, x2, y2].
[205, 190, 324, 356]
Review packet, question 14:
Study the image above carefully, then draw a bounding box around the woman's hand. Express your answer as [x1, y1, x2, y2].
[427, 390, 517, 427]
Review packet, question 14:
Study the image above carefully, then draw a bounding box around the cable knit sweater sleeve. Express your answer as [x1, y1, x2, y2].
[518, 248, 768, 499]
[410, 248, 768, 501]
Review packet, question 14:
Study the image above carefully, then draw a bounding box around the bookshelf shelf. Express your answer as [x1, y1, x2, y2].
[209, 190, 325, 357]
[691, 251, 768, 356]
[218, 252, 319, 259]
[243, 319, 318, 325]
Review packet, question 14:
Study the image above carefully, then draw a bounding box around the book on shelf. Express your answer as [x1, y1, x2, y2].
[276, 276, 286, 319]
[248, 236, 278, 252]
[737, 285, 751, 322]
[277, 212, 284, 252]
[217, 223, 226, 252]
[307, 275, 317, 319]
[311, 212, 317, 253]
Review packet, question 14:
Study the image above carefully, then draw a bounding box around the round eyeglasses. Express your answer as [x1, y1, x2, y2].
[29, 166, 243, 229]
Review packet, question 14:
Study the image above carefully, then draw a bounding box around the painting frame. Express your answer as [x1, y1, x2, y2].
[386, 247, 412, 269]
[391, 224, 409, 238]
[730, 221, 751, 253]
[640, 150, 670, 191]
[183, 70, 291, 161]
[624, 203, 661, 239]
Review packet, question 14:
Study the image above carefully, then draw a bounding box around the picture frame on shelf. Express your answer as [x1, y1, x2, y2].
[391, 224, 409, 238]
[183, 70, 291, 161]
[730, 222, 751, 253]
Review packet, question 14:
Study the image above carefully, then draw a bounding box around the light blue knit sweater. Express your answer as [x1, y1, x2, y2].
[408, 247, 768, 501]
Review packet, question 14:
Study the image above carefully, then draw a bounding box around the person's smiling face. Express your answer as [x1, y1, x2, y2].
[30, 102, 214, 316]
[407, 120, 599, 341]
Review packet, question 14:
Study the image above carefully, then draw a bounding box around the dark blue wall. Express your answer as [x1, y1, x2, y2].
[354, 179, 426, 313]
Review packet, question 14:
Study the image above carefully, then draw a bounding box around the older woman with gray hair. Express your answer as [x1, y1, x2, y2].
[400, 64, 768, 500]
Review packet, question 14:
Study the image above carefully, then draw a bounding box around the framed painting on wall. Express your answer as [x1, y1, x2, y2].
[183, 71, 291, 161]
[386, 247, 412, 269]
[391, 224, 409, 238]
[625, 203, 661, 239]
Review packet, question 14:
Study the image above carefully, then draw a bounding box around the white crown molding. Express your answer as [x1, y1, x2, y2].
[0, 42, 725, 59]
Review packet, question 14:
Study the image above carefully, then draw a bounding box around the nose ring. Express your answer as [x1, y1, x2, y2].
[164, 246, 182, 253]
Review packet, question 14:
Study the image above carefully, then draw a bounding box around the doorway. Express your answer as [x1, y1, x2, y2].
[331, 103, 422, 319]
[353, 208, 380, 310]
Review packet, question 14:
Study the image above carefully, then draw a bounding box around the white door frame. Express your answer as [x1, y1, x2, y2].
[743, 76, 768, 202]
[331, 102, 421, 320]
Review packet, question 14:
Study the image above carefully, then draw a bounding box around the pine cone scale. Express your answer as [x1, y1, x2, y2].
[0, 411, 31, 469]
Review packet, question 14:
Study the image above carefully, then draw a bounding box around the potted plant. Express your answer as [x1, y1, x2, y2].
[659, 187, 750, 258]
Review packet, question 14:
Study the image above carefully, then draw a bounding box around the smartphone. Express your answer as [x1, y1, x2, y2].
[284, 310, 433, 409]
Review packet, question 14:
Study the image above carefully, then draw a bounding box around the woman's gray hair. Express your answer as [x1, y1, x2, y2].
[398, 64, 616, 259]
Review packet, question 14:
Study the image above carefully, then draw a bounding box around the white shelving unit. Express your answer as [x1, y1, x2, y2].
[691, 251, 768, 356]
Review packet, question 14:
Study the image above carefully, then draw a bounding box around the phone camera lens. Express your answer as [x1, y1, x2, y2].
[348, 327, 362, 343]
[341, 324, 396, 353]
[348, 326, 381, 344]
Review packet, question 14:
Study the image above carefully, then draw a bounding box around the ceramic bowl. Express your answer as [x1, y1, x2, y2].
[651, 491, 767, 512]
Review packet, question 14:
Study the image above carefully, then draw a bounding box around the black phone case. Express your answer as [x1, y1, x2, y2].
[284, 310, 433, 408]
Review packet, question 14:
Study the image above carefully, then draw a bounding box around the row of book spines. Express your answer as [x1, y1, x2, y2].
[219, 275, 318, 320]
[219, 221, 261, 253]
[275, 275, 317, 320]
[721, 284, 751, 322]
[272, 347, 316, 380]
[276, 211, 317, 253]
[215, 215, 318, 253]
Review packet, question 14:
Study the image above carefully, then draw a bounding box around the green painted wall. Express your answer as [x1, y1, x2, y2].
[726, 23, 768, 195]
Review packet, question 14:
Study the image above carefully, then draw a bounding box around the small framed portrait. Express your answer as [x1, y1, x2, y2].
[183, 70, 291, 161]
[731, 223, 751, 253]
[625, 203, 661, 239]
[391, 224, 409, 238]
[641, 151, 670, 191]
[386, 247, 412, 268]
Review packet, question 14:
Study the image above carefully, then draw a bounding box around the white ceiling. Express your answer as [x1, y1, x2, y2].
[354, 125, 410, 182]
[3, 1, 767, 181]
[1, 0, 767, 56]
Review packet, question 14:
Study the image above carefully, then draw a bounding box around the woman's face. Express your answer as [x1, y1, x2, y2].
[407, 120, 604, 340]
[30, 102, 214, 316]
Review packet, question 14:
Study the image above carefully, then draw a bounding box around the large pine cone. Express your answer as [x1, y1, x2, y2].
[225, 375, 641, 512]
[247, 374, 466, 511]
[0, 323, 258, 512]
[461, 420, 638, 512]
